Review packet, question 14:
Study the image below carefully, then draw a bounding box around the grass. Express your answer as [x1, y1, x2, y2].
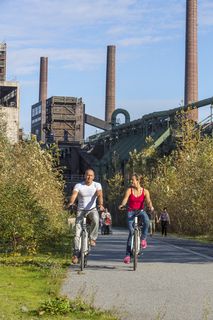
[0, 247, 118, 319]
[170, 233, 213, 244]
[187, 234, 213, 244]
[0, 263, 50, 319]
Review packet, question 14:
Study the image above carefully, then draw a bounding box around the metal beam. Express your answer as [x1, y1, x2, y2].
[85, 113, 111, 130]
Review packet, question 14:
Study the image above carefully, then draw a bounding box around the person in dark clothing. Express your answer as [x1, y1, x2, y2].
[158, 207, 170, 236]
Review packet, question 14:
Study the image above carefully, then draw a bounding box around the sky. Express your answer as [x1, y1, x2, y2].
[1, 0, 213, 138]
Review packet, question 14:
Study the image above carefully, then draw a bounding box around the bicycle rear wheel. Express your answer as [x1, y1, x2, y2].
[80, 230, 86, 271]
[133, 229, 139, 271]
[84, 234, 90, 268]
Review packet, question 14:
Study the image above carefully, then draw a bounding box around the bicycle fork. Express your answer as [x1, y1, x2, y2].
[81, 217, 89, 254]
[131, 216, 141, 255]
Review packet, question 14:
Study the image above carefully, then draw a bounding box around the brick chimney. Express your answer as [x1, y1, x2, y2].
[105, 45, 116, 123]
[184, 0, 198, 121]
[39, 57, 48, 141]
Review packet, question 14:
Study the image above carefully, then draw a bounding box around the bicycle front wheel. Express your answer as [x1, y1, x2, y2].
[80, 230, 86, 271]
[133, 229, 139, 271]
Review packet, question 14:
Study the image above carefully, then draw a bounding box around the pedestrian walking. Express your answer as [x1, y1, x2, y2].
[158, 207, 170, 236]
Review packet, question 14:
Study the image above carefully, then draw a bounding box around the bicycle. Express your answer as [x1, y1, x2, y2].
[119, 206, 143, 271]
[131, 210, 142, 271]
[67, 204, 91, 271]
[79, 211, 91, 271]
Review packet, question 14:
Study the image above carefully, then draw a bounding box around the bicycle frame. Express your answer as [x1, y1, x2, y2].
[130, 213, 142, 271]
[80, 214, 91, 271]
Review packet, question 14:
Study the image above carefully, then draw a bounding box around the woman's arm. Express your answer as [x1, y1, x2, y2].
[144, 189, 154, 211]
[118, 188, 131, 209]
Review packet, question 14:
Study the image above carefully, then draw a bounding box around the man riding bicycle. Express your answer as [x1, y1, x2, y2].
[119, 173, 154, 264]
[67, 169, 104, 264]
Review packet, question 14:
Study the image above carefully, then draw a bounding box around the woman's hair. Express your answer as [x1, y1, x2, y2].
[131, 173, 143, 185]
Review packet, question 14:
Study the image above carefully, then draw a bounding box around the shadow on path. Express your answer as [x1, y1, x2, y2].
[85, 228, 213, 266]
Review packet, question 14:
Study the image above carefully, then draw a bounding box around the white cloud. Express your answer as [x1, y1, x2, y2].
[1, 0, 185, 44]
[200, 0, 213, 27]
[118, 35, 168, 47]
[7, 47, 105, 77]
[0, 0, 194, 85]
[2, 0, 213, 92]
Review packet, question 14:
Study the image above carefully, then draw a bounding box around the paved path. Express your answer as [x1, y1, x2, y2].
[61, 229, 213, 320]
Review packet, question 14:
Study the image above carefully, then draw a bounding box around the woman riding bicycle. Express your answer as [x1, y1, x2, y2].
[118, 173, 154, 264]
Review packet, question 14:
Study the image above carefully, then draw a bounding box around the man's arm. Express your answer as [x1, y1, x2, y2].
[96, 189, 105, 211]
[144, 189, 154, 211]
[118, 188, 131, 209]
[67, 190, 78, 208]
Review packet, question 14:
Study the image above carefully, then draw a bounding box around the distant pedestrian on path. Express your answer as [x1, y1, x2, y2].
[100, 208, 112, 235]
[158, 207, 170, 236]
[147, 209, 158, 236]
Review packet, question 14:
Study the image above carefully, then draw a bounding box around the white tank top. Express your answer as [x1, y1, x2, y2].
[73, 181, 102, 210]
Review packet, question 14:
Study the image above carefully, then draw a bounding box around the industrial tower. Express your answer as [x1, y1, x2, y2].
[184, 0, 198, 121]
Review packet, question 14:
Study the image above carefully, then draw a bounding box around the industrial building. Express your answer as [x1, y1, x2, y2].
[0, 43, 20, 143]
[0, 43, 6, 81]
[30, 48, 114, 189]
[44, 96, 85, 143]
[29, 0, 213, 196]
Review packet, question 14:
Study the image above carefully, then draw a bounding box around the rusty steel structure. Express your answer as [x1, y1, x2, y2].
[0, 43, 6, 81]
[44, 96, 84, 143]
[184, 0, 198, 121]
[105, 45, 116, 123]
[39, 57, 48, 141]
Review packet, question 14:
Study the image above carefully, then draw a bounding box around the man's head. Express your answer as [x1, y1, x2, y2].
[84, 168, 95, 185]
[163, 207, 167, 211]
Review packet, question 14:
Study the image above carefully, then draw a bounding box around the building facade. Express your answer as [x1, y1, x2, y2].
[0, 81, 20, 143]
[0, 43, 6, 81]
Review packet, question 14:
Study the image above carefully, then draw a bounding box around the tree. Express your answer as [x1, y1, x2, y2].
[125, 109, 213, 236]
[106, 173, 124, 225]
[0, 125, 68, 253]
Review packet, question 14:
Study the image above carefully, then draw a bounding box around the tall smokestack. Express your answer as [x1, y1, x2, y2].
[39, 57, 48, 141]
[105, 45, 116, 123]
[39, 57, 48, 103]
[184, 0, 198, 121]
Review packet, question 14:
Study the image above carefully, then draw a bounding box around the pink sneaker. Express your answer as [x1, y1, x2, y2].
[141, 239, 147, 249]
[123, 256, 131, 264]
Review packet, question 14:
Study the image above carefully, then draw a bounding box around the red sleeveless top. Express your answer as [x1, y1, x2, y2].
[128, 188, 145, 211]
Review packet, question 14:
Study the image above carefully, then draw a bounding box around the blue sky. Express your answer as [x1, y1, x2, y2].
[1, 0, 213, 137]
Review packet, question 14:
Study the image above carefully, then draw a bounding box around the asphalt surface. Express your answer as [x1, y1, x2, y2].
[61, 228, 213, 320]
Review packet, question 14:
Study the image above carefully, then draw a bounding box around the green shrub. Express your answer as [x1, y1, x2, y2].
[123, 110, 213, 237]
[0, 122, 68, 254]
